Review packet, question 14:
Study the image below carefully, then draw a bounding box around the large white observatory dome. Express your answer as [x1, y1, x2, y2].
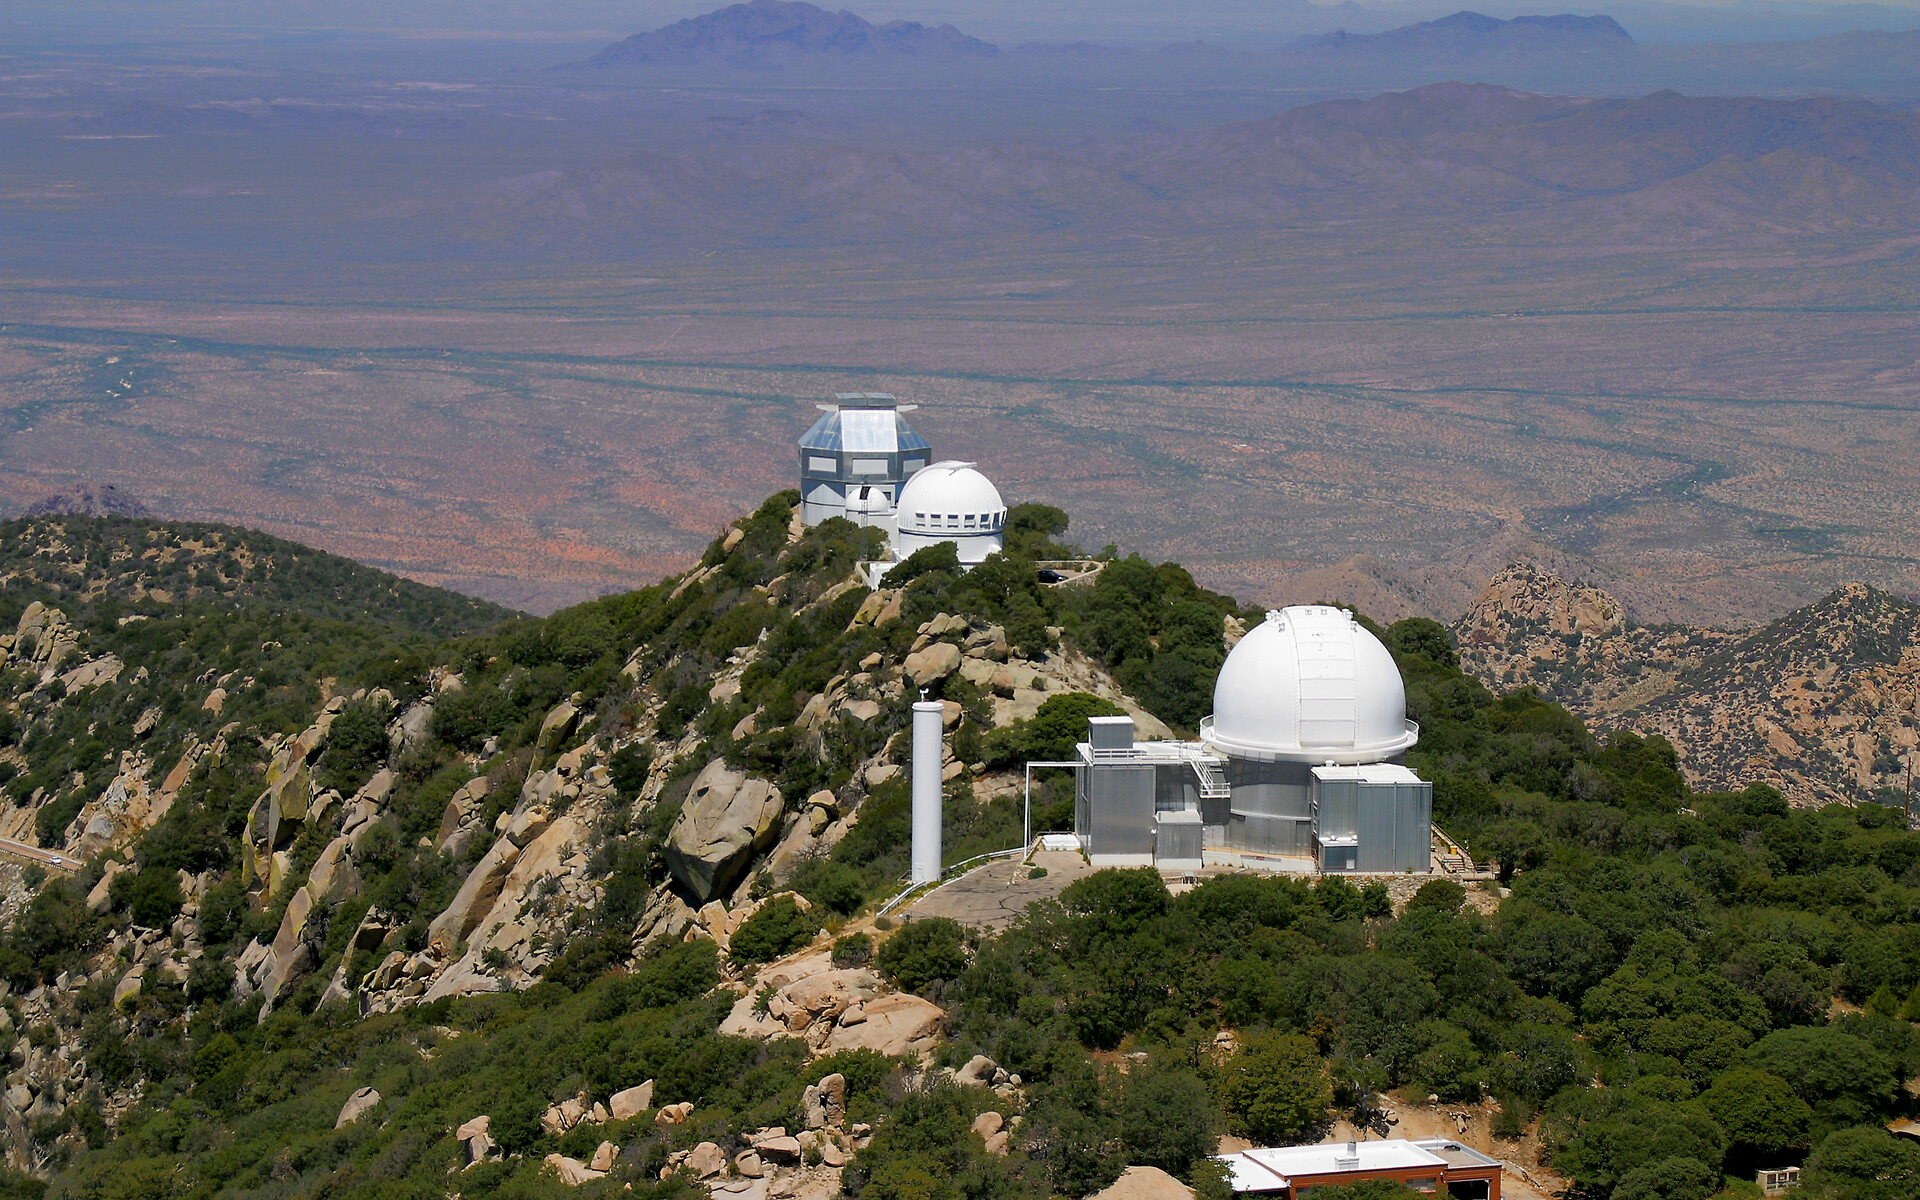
[1201, 605, 1417, 764]
[895, 461, 1007, 564]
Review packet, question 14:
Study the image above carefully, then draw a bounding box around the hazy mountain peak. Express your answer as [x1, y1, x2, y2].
[581, 0, 999, 69]
[22, 483, 152, 520]
[1306, 9, 1636, 52]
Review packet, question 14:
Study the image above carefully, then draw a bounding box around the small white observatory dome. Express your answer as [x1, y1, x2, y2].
[1201, 605, 1417, 764]
[895, 461, 1007, 564]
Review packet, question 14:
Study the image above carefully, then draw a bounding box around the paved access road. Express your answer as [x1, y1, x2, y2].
[904, 850, 1095, 931]
[0, 835, 79, 873]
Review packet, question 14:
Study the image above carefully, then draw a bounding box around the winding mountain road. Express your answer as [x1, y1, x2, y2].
[0, 835, 78, 873]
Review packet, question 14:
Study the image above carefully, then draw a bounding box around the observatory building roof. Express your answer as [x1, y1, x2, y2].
[799, 393, 932, 456]
[1201, 605, 1417, 764]
[897, 462, 1006, 532]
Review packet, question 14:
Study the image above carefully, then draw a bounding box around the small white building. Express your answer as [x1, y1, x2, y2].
[894, 461, 1007, 565]
[1220, 1138, 1503, 1198]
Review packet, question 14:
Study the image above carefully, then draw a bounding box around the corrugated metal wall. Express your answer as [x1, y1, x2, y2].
[1155, 811, 1204, 865]
[1309, 773, 1434, 872]
[1087, 763, 1156, 858]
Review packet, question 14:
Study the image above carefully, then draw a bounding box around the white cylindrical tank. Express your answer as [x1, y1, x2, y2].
[1201, 605, 1417, 764]
[910, 700, 944, 884]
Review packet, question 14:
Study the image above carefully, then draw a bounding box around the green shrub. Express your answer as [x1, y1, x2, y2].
[729, 897, 822, 965]
[1218, 1033, 1332, 1144]
[628, 939, 720, 1010]
[876, 917, 968, 995]
[1409, 1021, 1484, 1102]
[33, 791, 83, 847]
[314, 698, 389, 795]
[794, 859, 871, 917]
[608, 740, 654, 800]
[980, 692, 1123, 769]
[880, 542, 962, 590]
[1801, 1126, 1920, 1199]
[109, 867, 184, 929]
[832, 933, 873, 968]
[429, 681, 517, 753]
[0, 878, 100, 986]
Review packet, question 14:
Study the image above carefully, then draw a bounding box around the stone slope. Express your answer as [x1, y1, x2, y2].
[1456, 563, 1920, 805]
[0, 495, 1197, 1173]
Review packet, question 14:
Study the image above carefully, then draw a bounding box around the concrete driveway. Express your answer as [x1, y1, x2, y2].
[902, 850, 1096, 930]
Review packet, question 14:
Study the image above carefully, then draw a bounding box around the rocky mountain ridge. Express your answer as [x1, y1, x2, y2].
[7, 504, 1920, 1196]
[0, 498, 1207, 1177]
[1456, 562, 1920, 806]
[474, 84, 1920, 256]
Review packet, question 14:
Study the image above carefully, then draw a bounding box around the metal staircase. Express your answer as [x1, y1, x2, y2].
[1432, 824, 1473, 873]
[1190, 758, 1231, 801]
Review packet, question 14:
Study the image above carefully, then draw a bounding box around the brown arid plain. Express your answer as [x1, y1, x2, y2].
[0, 32, 1916, 624]
[5, 241, 1915, 623]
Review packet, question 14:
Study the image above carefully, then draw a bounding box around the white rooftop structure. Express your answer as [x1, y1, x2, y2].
[1225, 1140, 1445, 1190]
[1221, 1139, 1502, 1194]
[1201, 605, 1418, 765]
[895, 461, 1007, 565]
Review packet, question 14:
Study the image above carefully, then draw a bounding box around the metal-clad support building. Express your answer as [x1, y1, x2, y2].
[797, 393, 933, 526]
[1075, 716, 1237, 870]
[1223, 759, 1316, 858]
[1310, 765, 1432, 873]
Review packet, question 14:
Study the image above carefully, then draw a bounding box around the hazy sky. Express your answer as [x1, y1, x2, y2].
[7, 0, 1919, 48]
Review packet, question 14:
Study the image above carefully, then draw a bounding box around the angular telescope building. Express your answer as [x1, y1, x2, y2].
[1074, 606, 1434, 875]
[797, 393, 933, 528]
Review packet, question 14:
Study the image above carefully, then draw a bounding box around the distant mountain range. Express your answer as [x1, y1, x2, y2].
[577, 1, 1635, 69]
[564, 1, 1919, 101]
[584, 0, 997, 68]
[1298, 10, 1635, 54]
[469, 83, 1920, 252]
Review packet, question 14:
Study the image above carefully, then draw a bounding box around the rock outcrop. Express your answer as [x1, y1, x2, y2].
[903, 641, 963, 688]
[1093, 1166, 1196, 1200]
[802, 1072, 846, 1129]
[544, 1152, 606, 1185]
[335, 1087, 381, 1128]
[610, 1080, 654, 1121]
[721, 960, 944, 1059]
[663, 760, 783, 903]
[818, 993, 944, 1058]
